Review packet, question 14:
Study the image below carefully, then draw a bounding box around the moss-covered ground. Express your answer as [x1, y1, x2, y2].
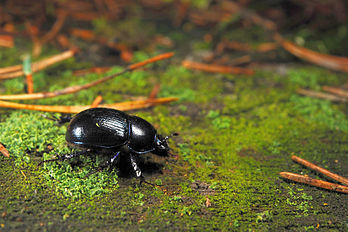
[0, 45, 347, 231]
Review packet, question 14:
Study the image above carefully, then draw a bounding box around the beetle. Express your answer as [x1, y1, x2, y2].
[41, 107, 177, 181]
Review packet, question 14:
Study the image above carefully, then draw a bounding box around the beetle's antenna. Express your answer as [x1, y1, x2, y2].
[41, 114, 58, 122]
[41, 114, 72, 125]
[164, 132, 179, 141]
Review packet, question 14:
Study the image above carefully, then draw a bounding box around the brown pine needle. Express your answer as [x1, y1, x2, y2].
[280, 172, 348, 194]
[297, 89, 348, 102]
[256, 42, 278, 52]
[0, 64, 22, 75]
[0, 35, 14, 48]
[291, 155, 348, 186]
[148, 84, 161, 99]
[0, 49, 76, 79]
[41, 12, 67, 44]
[26, 74, 34, 94]
[322, 86, 348, 99]
[90, 95, 103, 108]
[275, 34, 348, 73]
[228, 55, 251, 66]
[0, 143, 10, 158]
[0, 52, 174, 100]
[73, 67, 111, 76]
[182, 60, 254, 75]
[0, 97, 178, 114]
[129, 52, 174, 70]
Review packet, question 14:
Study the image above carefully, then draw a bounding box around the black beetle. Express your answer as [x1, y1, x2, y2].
[42, 107, 177, 180]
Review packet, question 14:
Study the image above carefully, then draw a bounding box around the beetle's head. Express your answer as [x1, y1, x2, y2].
[153, 133, 178, 156]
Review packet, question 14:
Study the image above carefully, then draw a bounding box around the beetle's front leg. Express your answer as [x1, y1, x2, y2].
[98, 151, 120, 170]
[129, 153, 142, 178]
[129, 153, 157, 186]
[84, 151, 121, 178]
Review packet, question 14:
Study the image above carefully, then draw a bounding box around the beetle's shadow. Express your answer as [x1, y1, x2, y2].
[63, 149, 165, 179]
[115, 153, 165, 178]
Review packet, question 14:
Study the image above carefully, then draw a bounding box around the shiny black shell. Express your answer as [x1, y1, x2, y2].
[66, 108, 157, 153]
[128, 115, 157, 153]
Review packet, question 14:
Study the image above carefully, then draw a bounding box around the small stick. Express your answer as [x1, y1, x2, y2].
[280, 172, 348, 194]
[274, 34, 348, 73]
[128, 52, 174, 70]
[182, 60, 254, 75]
[0, 97, 178, 114]
[0, 64, 22, 75]
[90, 95, 103, 108]
[322, 86, 348, 99]
[0, 35, 14, 48]
[228, 55, 251, 66]
[41, 11, 67, 43]
[73, 67, 111, 76]
[0, 50, 76, 79]
[148, 84, 161, 99]
[26, 74, 34, 94]
[256, 42, 278, 52]
[291, 155, 348, 186]
[221, 40, 252, 51]
[297, 89, 348, 102]
[0, 143, 10, 157]
[0, 52, 174, 100]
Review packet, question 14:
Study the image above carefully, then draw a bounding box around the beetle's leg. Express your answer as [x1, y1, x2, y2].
[98, 151, 120, 170]
[129, 153, 142, 178]
[85, 151, 121, 178]
[38, 150, 87, 166]
[129, 153, 158, 186]
[57, 115, 73, 124]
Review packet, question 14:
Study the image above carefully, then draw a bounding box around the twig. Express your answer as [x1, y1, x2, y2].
[0, 35, 14, 48]
[41, 12, 67, 44]
[57, 34, 77, 50]
[182, 60, 254, 75]
[256, 42, 278, 52]
[280, 172, 348, 194]
[274, 34, 348, 73]
[0, 50, 76, 79]
[0, 97, 178, 113]
[0, 52, 174, 100]
[291, 155, 348, 186]
[129, 52, 174, 70]
[70, 28, 134, 62]
[0, 64, 22, 75]
[297, 89, 348, 102]
[90, 95, 103, 108]
[228, 55, 251, 66]
[148, 84, 161, 99]
[0, 143, 10, 158]
[222, 1, 277, 31]
[26, 74, 34, 94]
[73, 67, 111, 76]
[322, 86, 348, 99]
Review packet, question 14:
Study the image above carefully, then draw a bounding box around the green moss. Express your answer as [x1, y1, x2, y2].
[291, 95, 348, 131]
[1, 45, 347, 231]
[288, 68, 341, 90]
[0, 111, 119, 199]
